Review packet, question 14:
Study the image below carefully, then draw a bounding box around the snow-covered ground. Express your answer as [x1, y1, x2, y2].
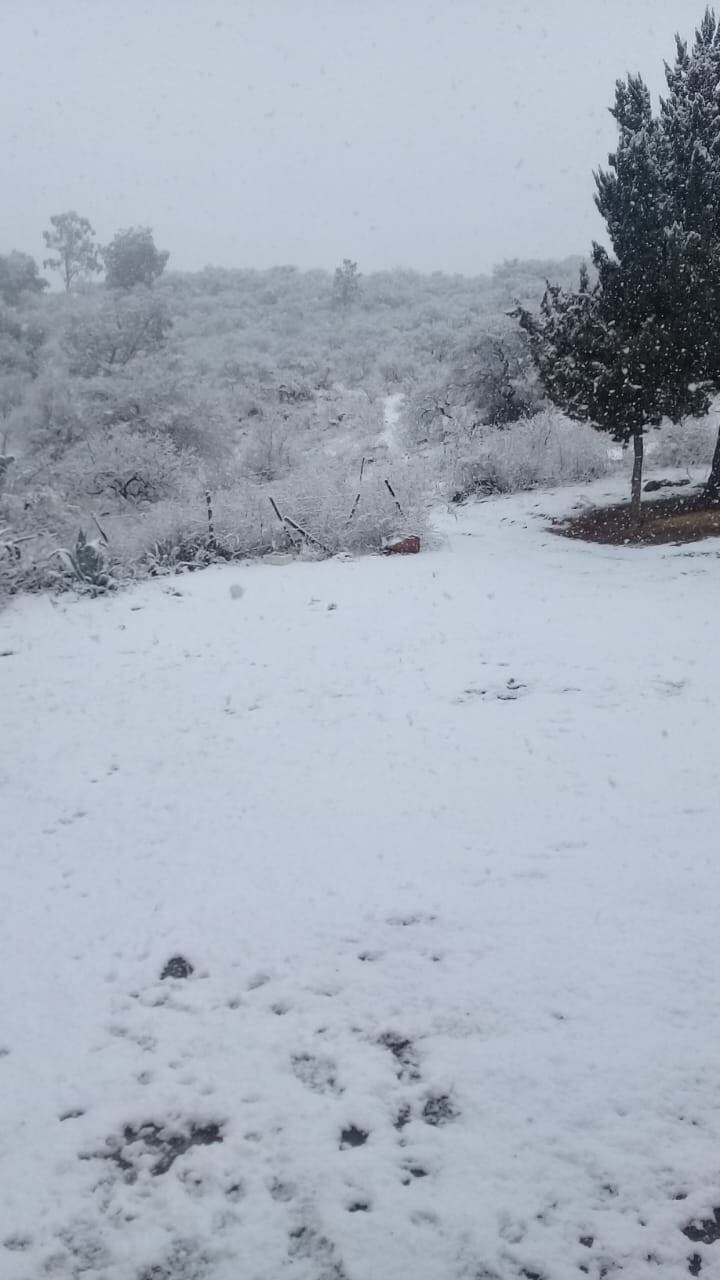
[2, 480, 720, 1280]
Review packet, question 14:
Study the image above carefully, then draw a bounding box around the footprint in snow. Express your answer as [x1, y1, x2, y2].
[394, 1104, 412, 1132]
[287, 1222, 348, 1277]
[378, 1032, 422, 1082]
[386, 912, 437, 928]
[247, 971, 273, 990]
[339, 1125, 369, 1149]
[268, 1178, 296, 1203]
[454, 677, 528, 704]
[292, 1052, 343, 1095]
[421, 1092, 460, 1126]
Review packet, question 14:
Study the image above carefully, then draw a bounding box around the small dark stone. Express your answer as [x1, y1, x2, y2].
[160, 955, 194, 980]
[339, 1125, 368, 1149]
[347, 1201, 369, 1213]
[644, 477, 691, 492]
[579, 1236, 594, 1249]
[688, 1254, 702, 1276]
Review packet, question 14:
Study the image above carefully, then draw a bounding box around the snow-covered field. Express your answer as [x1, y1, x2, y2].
[2, 481, 720, 1280]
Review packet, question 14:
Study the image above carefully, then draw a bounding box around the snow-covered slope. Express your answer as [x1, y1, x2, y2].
[2, 483, 720, 1280]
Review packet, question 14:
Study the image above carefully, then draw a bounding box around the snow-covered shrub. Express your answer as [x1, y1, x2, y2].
[0, 545, 71, 600]
[239, 415, 293, 481]
[52, 428, 198, 505]
[0, 477, 80, 599]
[646, 417, 717, 470]
[271, 455, 429, 554]
[451, 410, 611, 499]
[11, 365, 88, 457]
[94, 454, 429, 580]
[0, 454, 14, 491]
[0, 473, 80, 560]
[402, 397, 479, 451]
[102, 482, 270, 574]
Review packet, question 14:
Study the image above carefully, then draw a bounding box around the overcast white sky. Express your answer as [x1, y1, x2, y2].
[1, 0, 709, 276]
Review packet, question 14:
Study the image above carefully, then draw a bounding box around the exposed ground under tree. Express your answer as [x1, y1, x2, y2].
[552, 489, 720, 546]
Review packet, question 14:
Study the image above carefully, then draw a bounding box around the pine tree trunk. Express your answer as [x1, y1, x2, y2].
[705, 426, 720, 503]
[630, 431, 644, 526]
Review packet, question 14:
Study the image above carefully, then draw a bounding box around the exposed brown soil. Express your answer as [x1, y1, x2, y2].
[552, 490, 720, 546]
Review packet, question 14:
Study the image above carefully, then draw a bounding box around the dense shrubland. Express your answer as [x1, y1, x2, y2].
[1, 246, 594, 596]
[9, 16, 720, 593]
[4, 228, 711, 598]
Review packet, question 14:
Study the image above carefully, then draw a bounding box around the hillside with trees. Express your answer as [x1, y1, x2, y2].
[6, 11, 720, 592]
[0, 231, 592, 593]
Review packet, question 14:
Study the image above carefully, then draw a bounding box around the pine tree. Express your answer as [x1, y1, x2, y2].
[659, 9, 720, 495]
[519, 9, 720, 518]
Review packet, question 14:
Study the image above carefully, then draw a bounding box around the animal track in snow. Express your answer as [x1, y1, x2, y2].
[268, 1178, 296, 1203]
[291, 1052, 343, 1095]
[394, 1103, 412, 1131]
[421, 1092, 460, 1126]
[246, 971, 272, 990]
[287, 1222, 348, 1280]
[378, 1031, 422, 1082]
[454, 677, 528, 704]
[82, 1119, 224, 1180]
[339, 1125, 369, 1149]
[386, 912, 437, 928]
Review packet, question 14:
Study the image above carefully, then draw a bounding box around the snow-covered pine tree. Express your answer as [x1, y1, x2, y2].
[660, 8, 720, 496]
[520, 9, 720, 518]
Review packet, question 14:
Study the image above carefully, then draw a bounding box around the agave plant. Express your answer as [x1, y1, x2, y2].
[56, 527, 111, 591]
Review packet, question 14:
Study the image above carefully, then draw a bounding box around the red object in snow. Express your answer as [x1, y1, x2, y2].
[384, 535, 421, 555]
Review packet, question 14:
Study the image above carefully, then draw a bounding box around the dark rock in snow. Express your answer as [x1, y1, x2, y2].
[383, 534, 421, 555]
[644, 477, 691, 492]
[160, 955, 194, 980]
